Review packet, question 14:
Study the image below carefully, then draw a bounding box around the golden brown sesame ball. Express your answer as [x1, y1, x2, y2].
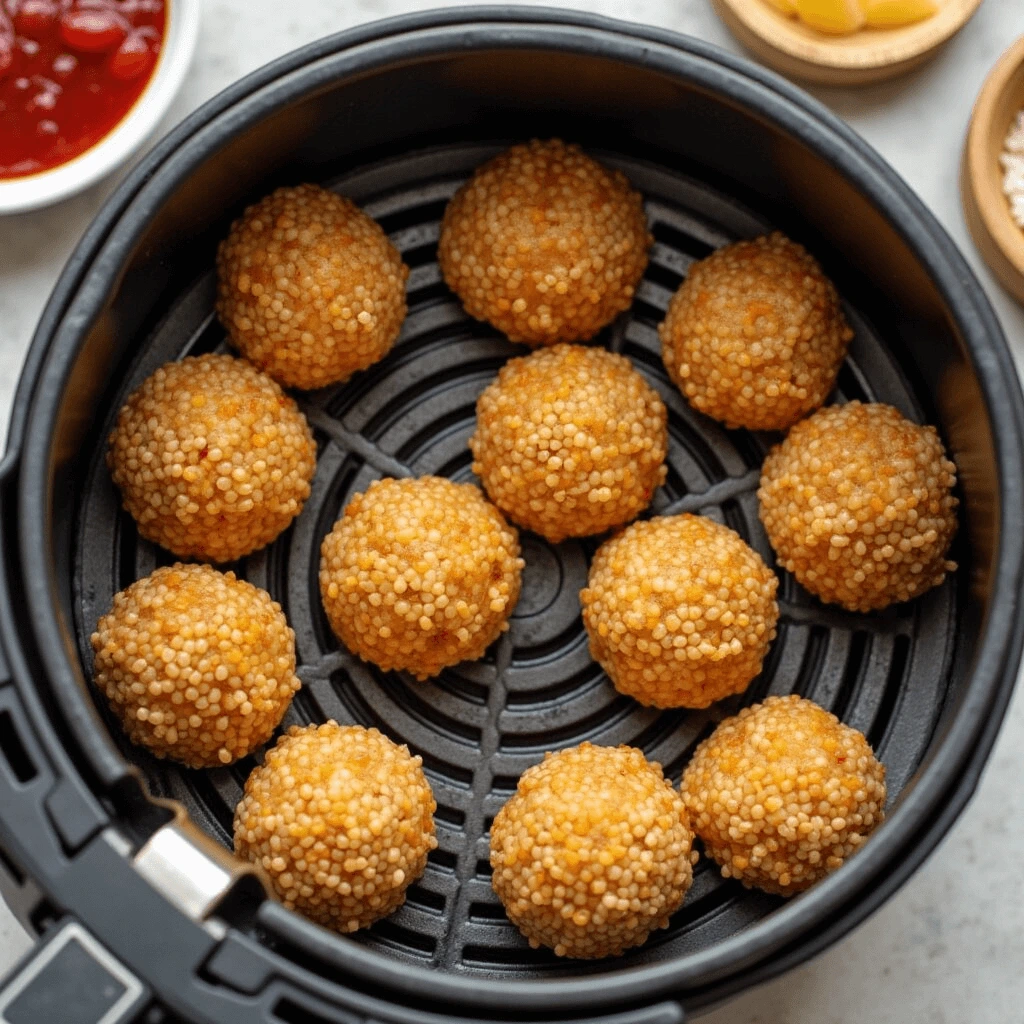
[490, 743, 695, 959]
[319, 476, 523, 680]
[758, 401, 958, 612]
[217, 184, 409, 389]
[681, 695, 886, 895]
[439, 140, 651, 346]
[659, 232, 853, 430]
[107, 354, 317, 563]
[234, 722, 437, 932]
[582, 515, 779, 709]
[90, 564, 300, 768]
[469, 345, 667, 543]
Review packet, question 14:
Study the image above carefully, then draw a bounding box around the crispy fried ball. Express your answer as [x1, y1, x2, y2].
[758, 401, 958, 612]
[490, 743, 696, 958]
[469, 344, 667, 542]
[217, 184, 409, 389]
[582, 515, 779, 708]
[90, 564, 300, 768]
[319, 476, 524, 680]
[107, 354, 316, 563]
[234, 722, 437, 932]
[659, 233, 853, 430]
[439, 139, 651, 345]
[680, 695, 886, 895]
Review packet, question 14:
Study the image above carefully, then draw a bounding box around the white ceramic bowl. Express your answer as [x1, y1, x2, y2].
[0, 0, 200, 215]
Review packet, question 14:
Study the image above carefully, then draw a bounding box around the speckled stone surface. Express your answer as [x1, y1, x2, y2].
[2, 2, 1024, 1020]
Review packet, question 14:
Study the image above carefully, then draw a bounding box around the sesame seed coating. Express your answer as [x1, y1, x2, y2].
[439, 140, 651, 346]
[319, 476, 524, 680]
[217, 184, 409, 389]
[90, 564, 301, 768]
[234, 722, 437, 932]
[680, 695, 886, 895]
[469, 344, 668, 542]
[107, 354, 317, 563]
[758, 401, 958, 612]
[659, 233, 853, 430]
[582, 515, 779, 709]
[490, 743, 696, 959]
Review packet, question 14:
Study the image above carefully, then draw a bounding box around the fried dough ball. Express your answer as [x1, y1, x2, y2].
[107, 354, 316, 563]
[234, 722, 437, 932]
[659, 233, 853, 430]
[91, 564, 300, 768]
[439, 139, 651, 345]
[469, 344, 667, 542]
[319, 476, 523, 680]
[680, 695, 886, 895]
[582, 515, 779, 708]
[217, 184, 408, 389]
[490, 743, 696, 958]
[758, 401, 958, 612]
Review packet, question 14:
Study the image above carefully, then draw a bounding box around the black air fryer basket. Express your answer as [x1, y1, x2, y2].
[1, 8, 1023, 1024]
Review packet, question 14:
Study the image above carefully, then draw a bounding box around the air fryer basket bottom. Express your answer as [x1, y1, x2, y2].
[72, 144, 958, 977]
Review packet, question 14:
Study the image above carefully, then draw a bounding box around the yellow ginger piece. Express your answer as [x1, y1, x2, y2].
[765, 0, 799, 14]
[795, 0, 865, 32]
[860, 0, 937, 27]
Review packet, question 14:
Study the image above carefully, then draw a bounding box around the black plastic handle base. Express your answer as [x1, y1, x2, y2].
[0, 918, 150, 1024]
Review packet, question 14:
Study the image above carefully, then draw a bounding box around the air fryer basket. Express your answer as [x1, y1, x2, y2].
[1, 8, 1023, 1024]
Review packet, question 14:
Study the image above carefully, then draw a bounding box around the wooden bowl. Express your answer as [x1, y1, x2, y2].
[962, 35, 1024, 305]
[712, 0, 983, 86]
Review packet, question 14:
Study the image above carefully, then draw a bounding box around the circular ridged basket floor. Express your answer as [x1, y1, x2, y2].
[74, 145, 957, 976]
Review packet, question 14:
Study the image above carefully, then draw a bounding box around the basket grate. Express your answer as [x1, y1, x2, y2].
[73, 145, 956, 976]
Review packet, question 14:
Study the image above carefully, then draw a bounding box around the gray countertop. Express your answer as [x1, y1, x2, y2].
[2, 2, 1023, 1020]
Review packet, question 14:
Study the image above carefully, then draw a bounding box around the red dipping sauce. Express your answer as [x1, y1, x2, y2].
[0, 0, 165, 180]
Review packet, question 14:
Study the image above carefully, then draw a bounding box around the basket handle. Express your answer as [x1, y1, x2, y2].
[0, 918, 688, 1024]
[0, 917, 149, 1024]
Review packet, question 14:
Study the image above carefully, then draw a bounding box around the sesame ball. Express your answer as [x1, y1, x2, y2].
[758, 401, 958, 612]
[90, 564, 301, 768]
[582, 515, 779, 709]
[319, 476, 524, 680]
[490, 743, 696, 959]
[469, 344, 668, 542]
[659, 233, 853, 430]
[217, 184, 409, 389]
[234, 722, 437, 932]
[439, 140, 651, 345]
[680, 695, 886, 895]
[107, 354, 317, 563]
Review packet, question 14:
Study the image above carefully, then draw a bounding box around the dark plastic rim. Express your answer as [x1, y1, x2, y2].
[9, 7, 1024, 1014]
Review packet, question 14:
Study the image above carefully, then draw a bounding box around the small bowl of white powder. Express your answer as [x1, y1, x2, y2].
[962, 35, 1024, 305]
